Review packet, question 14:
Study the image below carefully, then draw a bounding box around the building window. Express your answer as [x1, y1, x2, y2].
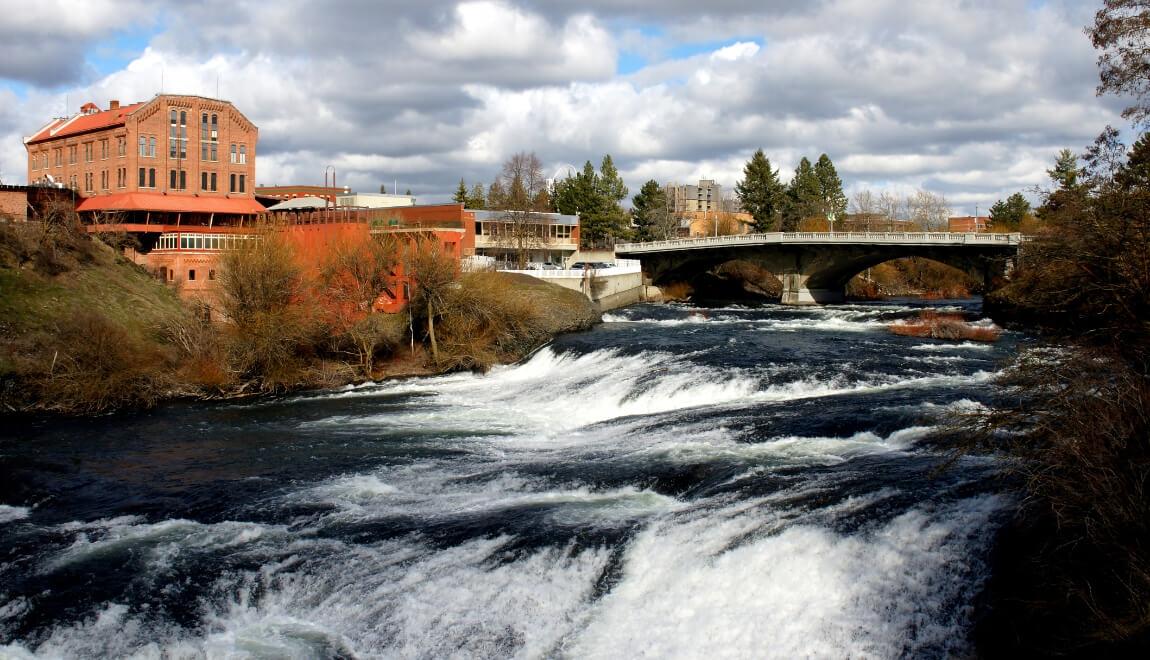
[149, 137, 156, 157]
[101, 170, 107, 190]
[239, 145, 247, 164]
[69, 145, 77, 164]
[149, 168, 155, 188]
[188, 269, 196, 281]
[229, 144, 236, 164]
[170, 169, 177, 190]
[201, 172, 208, 190]
[230, 173, 236, 193]
[210, 114, 218, 139]
[55, 149, 62, 167]
[180, 170, 186, 190]
[210, 172, 217, 191]
[239, 174, 245, 193]
[139, 167, 146, 187]
[118, 137, 126, 157]
[84, 142, 93, 162]
[100, 139, 108, 160]
[169, 109, 187, 159]
[208, 269, 215, 280]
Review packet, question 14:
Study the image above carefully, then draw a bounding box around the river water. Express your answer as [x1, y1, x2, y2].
[0, 300, 1017, 658]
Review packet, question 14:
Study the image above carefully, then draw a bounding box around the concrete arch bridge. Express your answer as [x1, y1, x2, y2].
[614, 232, 1024, 305]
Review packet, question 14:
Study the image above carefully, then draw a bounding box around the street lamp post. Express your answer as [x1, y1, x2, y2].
[323, 165, 336, 208]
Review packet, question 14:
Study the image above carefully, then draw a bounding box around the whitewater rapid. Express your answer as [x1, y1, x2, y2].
[0, 300, 1014, 658]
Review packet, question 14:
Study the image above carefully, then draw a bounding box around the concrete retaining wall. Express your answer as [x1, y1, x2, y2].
[500, 260, 648, 311]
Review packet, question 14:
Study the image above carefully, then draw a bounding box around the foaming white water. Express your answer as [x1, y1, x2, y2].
[44, 517, 280, 573]
[0, 505, 30, 524]
[301, 347, 763, 436]
[910, 341, 995, 351]
[302, 470, 684, 526]
[569, 494, 1005, 658]
[10, 534, 614, 659]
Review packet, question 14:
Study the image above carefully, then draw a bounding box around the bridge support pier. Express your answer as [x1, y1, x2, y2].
[779, 272, 844, 305]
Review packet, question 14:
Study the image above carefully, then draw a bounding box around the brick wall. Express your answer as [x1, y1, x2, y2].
[0, 188, 28, 220]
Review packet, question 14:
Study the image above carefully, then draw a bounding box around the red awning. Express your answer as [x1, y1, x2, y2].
[76, 192, 266, 215]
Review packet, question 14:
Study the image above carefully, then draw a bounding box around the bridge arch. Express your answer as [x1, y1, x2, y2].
[615, 233, 1021, 305]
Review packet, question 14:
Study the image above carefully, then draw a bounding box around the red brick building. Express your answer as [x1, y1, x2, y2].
[948, 216, 989, 232]
[25, 94, 261, 220]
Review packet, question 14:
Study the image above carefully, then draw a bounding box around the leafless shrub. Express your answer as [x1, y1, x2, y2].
[431, 272, 548, 371]
[217, 234, 320, 390]
[37, 309, 174, 412]
[889, 311, 1000, 342]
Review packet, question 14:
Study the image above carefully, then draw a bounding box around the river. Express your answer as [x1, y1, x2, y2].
[0, 300, 1017, 658]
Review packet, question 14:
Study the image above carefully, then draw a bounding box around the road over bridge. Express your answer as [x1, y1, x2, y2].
[615, 232, 1024, 305]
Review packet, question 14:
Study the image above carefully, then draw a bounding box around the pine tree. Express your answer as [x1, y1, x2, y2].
[467, 183, 486, 209]
[783, 157, 822, 231]
[632, 180, 671, 241]
[735, 149, 785, 232]
[452, 179, 468, 204]
[989, 193, 1031, 231]
[487, 179, 507, 210]
[597, 154, 629, 206]
[814, 154, 848, 227]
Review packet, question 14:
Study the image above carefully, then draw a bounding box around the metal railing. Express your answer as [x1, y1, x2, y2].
[616, 232, 1024, 253]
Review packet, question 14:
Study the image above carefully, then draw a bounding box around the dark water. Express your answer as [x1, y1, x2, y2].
[0, 300, 1018, 658]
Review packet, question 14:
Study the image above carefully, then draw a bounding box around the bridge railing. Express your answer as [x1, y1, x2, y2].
[616, 231, 1023, 253]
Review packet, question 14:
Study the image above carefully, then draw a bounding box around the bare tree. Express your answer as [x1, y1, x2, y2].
[877, 191, 907, 231]
[851, 190, 877, 215]
[908, 189, 951, 231]
[408, 235, 460, 364]
[319, 234, 401, 376]
[491, 152, 552, 267]
[649, 184, 682, 239]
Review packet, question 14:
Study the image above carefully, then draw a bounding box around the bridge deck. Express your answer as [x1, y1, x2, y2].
[616, 231, 1022, 254]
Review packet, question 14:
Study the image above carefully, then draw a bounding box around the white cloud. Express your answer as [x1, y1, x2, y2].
[0, 0, 1124, 214]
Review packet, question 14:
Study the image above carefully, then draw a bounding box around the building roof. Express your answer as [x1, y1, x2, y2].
[471, 209, 580, 226]
[75, 193, 266, 215]
[25, 102, 146, 145]
[266, 196, 331, 210]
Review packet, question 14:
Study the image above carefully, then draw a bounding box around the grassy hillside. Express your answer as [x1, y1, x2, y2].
[0, 222, 600, 414]
[0, 222, 191, 412]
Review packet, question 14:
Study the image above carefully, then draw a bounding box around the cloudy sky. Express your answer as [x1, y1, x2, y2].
[0, 0, 1127, 214]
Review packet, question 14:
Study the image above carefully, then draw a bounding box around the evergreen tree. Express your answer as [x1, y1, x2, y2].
[597, 155, 629, 206]
[814, 154, 848, 226]
[553, 156, 631, 247]
[735, 149, 785, 232]
[988, 193, 1031, 231]
[1048, 149, 1082, 191]
[783, 157, 822, 231]
[452, 179, 468, 204]
[467, 183, 486, 209]
[487, 179, 507, 210]
[632, 179, 670, 241]
[1041, 149, 1087, 219]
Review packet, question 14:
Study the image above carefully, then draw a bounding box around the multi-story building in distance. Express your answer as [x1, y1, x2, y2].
[23, 94, 264, 303]
[24, 95, 261, 219]
[670, 179, 722, 214]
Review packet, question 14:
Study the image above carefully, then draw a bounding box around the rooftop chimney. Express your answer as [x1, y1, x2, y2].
[109, 100, 120, 110]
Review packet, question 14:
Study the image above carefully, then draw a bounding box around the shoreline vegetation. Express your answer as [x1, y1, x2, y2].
[951, 125, 1150, 655]
[0, 220, 597, 415]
